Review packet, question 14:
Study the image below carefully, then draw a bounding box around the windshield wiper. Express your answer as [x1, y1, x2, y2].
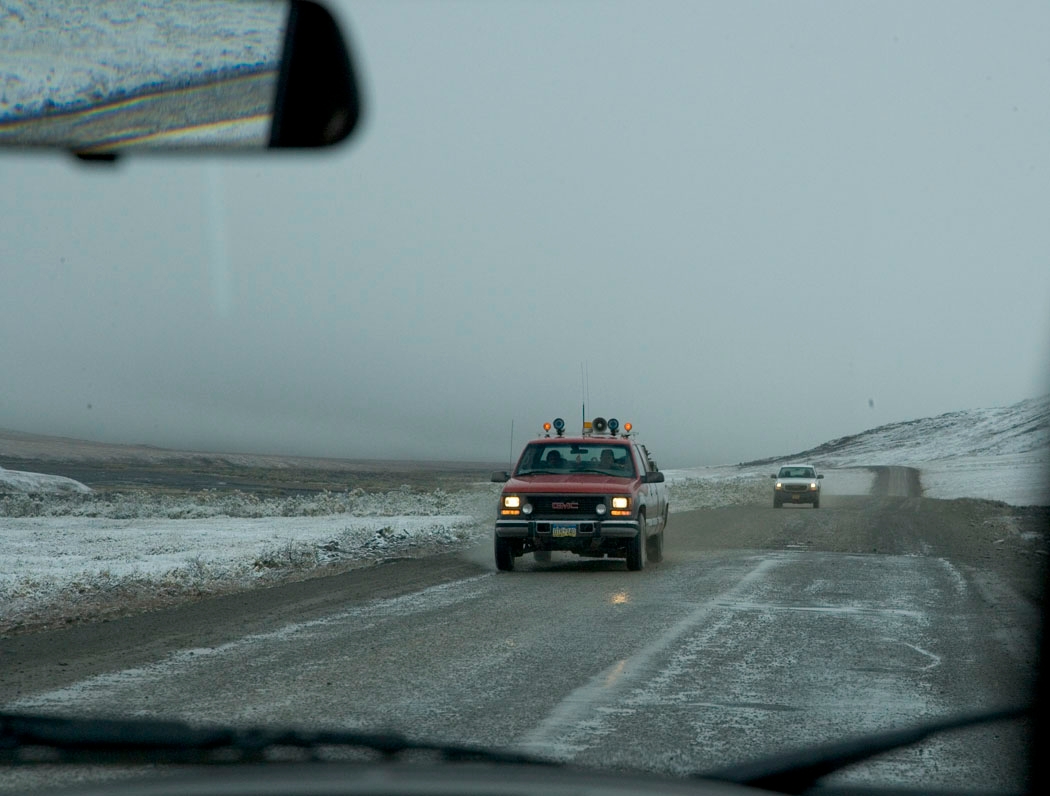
[2, 706, 1028, 776]
[698, 704, 1028, 794]
[0, 712, 557, 767]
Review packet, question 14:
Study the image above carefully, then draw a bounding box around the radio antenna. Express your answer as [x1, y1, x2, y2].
[580, 362, 588, 431]
[508, 419, 515, 469]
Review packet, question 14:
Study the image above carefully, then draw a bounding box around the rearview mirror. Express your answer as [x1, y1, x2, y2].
[0, 0, 362, 156]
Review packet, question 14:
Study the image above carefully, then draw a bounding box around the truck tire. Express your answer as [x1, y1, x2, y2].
[774, 498, 782, 508]
[626, 512, 646, 571]
[495, 536, 514, 571]
[813, 498, 820, 509]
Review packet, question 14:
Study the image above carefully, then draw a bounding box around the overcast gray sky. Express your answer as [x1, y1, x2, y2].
[2, 0, 1048, 467]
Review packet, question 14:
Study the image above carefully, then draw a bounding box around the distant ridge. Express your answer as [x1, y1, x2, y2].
[745, 395, 1050, 468]
[0, 427, 501, 472]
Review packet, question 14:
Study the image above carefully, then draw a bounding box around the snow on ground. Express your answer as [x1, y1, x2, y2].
[0, 0, 284, 121]
[663, 464, 878, 512]
[0, 465, 92, 495]
[1, 396, 1046, 630]
[813, 467, 878, 496]
[917, 453, 1048, 507]
[0, 484, 500, 631]
[2, 513, 479, 622]
[664, 465, 778, 511]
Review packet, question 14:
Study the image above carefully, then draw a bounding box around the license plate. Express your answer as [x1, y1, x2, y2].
[551, 523, 577, 538]
[792, 495, 801, 502]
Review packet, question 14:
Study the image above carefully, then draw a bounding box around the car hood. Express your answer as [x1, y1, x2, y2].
[504, 474, 640, 493]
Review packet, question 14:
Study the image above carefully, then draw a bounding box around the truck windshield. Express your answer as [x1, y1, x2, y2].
[779, 467, 815, 478]
[515, 443, 636, 477]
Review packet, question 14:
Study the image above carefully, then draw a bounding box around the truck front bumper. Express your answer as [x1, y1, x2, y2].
[495, 519, 640, 547]
[776, 489, 819, 503]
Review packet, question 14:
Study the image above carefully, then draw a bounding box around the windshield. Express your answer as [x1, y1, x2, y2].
[515, 443, 636, 477]
[1, 2, 1048, 795]
[778, 467, 815, 479]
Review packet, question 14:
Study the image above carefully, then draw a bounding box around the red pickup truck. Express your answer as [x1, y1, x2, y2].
[491, 417, 669, 571]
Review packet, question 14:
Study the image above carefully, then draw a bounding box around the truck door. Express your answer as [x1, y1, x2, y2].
[637, 443, 666, 522]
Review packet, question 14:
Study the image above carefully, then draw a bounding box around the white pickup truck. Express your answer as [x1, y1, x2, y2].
[771, 463, 824, 508]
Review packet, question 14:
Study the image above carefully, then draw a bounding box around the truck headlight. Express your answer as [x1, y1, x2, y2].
[775, 482, 783, 490]
[596, 503, 607, 515]
[809, 482, 818, 490]
[503, 496, 521, 508]
[522, 503, 533, 515]
[610, 496, 631, 516]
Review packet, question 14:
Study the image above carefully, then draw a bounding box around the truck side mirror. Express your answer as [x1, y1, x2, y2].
[490, 471, 510, 483]
[646, 471, 665, 484]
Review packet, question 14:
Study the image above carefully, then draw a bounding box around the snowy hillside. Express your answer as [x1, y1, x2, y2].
[742, 395, 1049, 506]
[764, 396, 1049, 467]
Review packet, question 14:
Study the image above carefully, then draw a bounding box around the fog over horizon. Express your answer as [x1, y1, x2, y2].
[2, 1, 1049, 469]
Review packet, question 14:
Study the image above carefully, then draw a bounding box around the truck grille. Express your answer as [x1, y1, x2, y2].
[529, 495, 605, 517]
[784, 484, 809, 492]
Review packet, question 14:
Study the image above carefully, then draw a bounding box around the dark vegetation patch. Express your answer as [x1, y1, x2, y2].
[1, 456, 497, 497]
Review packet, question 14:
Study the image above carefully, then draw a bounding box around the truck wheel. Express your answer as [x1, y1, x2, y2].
[495, 536, 514, 571]
[533, 550, 551, 563]
[774, 498, 782, 508]
[626, 512, 646, 571]
[813, 498, 820, 509]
